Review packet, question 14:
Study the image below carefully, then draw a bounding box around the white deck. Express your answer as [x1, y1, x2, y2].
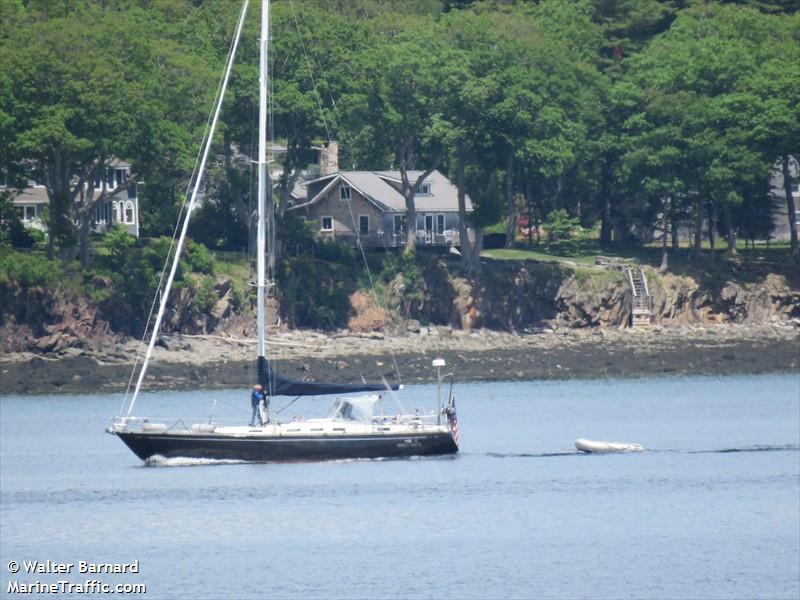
[214, 419, 450, 437]
[113, 395, 452, 439]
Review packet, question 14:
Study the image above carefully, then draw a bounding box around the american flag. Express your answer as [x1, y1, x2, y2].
[447, 400, 459, 446]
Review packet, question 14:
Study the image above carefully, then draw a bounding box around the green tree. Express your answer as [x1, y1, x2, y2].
[338, 19, 448, 252]
[0, 1, 226, 264]
[620, 3, 795, 262]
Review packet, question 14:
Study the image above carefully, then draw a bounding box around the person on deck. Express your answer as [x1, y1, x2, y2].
[250, 384, 265, 426]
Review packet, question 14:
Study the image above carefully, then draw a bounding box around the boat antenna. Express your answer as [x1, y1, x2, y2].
[123, 0, 250, 420]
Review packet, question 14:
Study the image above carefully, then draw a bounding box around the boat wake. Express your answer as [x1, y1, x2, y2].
[685, 444, 800, 455]
[141, 453, 459, 467]
[144, 455, 249, 468]
[480, 444, 799, 459]
[483, 451, 581, 459]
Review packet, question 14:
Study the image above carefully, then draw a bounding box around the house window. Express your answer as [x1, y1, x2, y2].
[340, 184, 351, 201]
[393, 215, 406, 235]
[94, 175, 102, 189]
[23, 205, 36, 221]
[358, 215, 369, 235]
[415, 182, 431, 196]
[116, 169, 127, 187]
[321, 216, 334, 231]
[125, 201, 135, 224]
[107, 169, 115, 188]
[436, 214, 445, 235]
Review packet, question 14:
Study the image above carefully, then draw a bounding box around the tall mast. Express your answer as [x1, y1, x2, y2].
[257, 0, 269, 361]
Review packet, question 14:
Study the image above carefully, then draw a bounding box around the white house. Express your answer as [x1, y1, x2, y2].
[771, 155, 800, 241]
[3, 159, 140, 237]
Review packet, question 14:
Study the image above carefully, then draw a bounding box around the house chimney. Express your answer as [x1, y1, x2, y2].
[320, 141, 339, 176]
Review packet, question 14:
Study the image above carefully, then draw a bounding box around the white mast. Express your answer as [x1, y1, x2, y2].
[257, 0, 269, 362]
[124, 0, 250, 419]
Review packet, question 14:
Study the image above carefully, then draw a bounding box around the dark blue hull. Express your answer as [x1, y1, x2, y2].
[114, 430, 458, 462]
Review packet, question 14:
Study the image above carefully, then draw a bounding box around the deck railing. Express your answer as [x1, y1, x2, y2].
[320, 229, 461, 249]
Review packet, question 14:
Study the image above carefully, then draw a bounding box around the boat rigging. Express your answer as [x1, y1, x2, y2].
[107, 0, 459, 463]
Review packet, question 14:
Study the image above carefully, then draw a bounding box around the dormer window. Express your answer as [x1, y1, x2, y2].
[340, 184, 351, 201]
[415, 182, 431, 196]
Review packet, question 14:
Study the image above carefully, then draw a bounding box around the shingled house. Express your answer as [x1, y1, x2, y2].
[288, 145, 473, 250]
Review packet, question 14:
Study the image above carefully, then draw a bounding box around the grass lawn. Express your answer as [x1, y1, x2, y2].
[484, 239, 795, 264]
[482, 247, 599, 267]
[482, 240, 798, 288]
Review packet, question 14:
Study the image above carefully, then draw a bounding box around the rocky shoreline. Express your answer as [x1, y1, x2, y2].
[1, 323, 797, 395]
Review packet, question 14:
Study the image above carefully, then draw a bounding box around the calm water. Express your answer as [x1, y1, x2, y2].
[1, 374, 798, 599]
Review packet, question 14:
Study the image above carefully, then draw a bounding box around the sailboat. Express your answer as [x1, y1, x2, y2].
[107, 0, 459, 463]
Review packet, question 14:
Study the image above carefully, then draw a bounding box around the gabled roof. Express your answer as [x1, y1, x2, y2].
[375, 170, 473, 212]
[7, 186, 48, 204]
[290, 169, 472, 213]
[4, 184, 134, 206]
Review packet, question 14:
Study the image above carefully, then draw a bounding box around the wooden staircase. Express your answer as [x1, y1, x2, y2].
[625, 266, 652, 327]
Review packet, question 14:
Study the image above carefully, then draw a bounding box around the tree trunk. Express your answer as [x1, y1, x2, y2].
[78, 185, 91, 268]
[77, 161, 124, 269]
[503, 152, 515, 249]
[399, 149, 441, 255]
[274, 152, 302, 263]
[707, 201, 716, 258]
[47, 153, 77, 260]
[723, 202, 737, 256]
[599, 158, 613, 250]
[470, 226, 484, 266]
[660, 196, 669, 273]
[79, 208, 92, 267]
[455, 146, 478, 273]
[671, 214, 679, 250]
[782, 154, 799, 262]
[525, 180, 534, 246]
[531, 190, 541, 246]
[692, 200, 703, 258]
[78, 171, 100, 269]
[45, 158, 58, 259]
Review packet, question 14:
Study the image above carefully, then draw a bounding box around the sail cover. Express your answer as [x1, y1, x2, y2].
[258, 356, 398, 396]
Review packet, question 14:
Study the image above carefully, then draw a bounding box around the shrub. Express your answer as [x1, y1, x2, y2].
[277, 255, 355, 329]
[316, 240, 356, 264]
[543, 209, 585, 256]
[193, 277, 218, 315]
[103, 225, 136, 272]
[186, 240, 214, 275]
[0, 251, 61, 288]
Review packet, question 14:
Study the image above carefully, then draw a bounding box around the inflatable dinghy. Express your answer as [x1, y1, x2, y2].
[575, 438, 644, 453]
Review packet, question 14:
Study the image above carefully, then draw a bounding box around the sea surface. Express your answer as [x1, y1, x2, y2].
[1, 373, 798, 599]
